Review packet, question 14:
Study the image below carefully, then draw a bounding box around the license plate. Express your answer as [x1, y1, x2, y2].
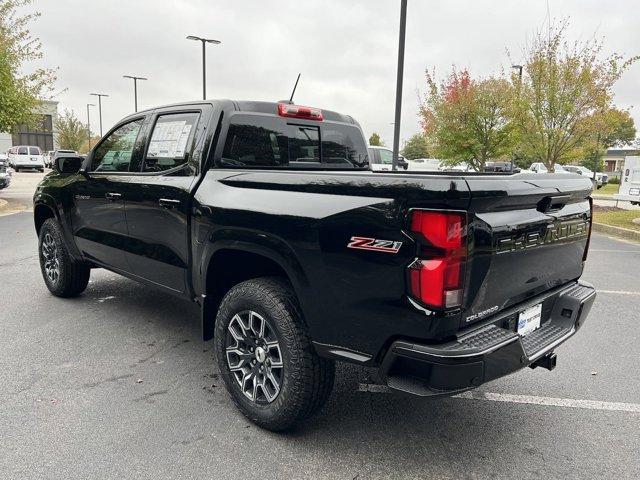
[517, 303, 542, 336]
[629, 188, 640, 196]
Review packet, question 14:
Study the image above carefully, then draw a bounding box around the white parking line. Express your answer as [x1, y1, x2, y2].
[597, 290, 640, 296]
[590, 249, 640, 253]
[357, 384, 640, 413]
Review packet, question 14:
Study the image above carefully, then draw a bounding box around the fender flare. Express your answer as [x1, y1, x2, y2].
[198, 234, 311, 341]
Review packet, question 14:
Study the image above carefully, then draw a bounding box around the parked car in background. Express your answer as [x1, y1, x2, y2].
[529, 162, 572, 174]
[0, 153, 8, 167]
[405, 158, 442, 171]
[0, 163, 11, 190]
[51, 150, 79, 168]
[614, 156, 640, 205]
[44, 150, 55, 168]
[440, 162, 475, 173]
[563, 165, 607, 189]
[368, 146, 408, 171]
[485, 161, 521, 173]
[7, 145, 45, 172]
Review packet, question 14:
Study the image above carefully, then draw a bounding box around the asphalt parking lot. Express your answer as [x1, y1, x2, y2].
[1, 172, 639, 479]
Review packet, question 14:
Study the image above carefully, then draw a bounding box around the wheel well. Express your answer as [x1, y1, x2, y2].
[34, 204, 56, 234]
[202, 249, 292, 340]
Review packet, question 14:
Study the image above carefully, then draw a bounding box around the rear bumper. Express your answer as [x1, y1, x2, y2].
[380, 281, 595, 397]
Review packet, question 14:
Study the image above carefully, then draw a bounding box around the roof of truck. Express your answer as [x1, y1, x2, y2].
[130, 100, 358, 125]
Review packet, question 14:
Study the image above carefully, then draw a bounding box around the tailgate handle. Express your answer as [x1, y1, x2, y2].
[537, 195, 571, 213]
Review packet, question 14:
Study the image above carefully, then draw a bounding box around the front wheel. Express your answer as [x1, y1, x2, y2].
[214, 277, 335, 431]
[38, 218, 90, 297]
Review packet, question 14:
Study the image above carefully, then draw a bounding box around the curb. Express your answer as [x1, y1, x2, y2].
[593, 222, 640, 244]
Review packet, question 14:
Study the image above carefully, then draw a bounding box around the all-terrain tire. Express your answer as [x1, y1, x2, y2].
[38, 218, 90, 297]
[214, 277, 335, 431]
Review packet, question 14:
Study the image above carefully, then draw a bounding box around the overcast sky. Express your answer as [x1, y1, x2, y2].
[23, 0, 640, 144]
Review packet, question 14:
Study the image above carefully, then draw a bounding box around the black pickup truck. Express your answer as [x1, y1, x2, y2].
[34, 100, 596, 430]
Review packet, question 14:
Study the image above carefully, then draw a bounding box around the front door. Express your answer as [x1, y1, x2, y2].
[69, 117, 146, 272]
[122, 109, 206, 293]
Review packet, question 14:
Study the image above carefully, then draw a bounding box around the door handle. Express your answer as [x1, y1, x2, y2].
[159, 198, 181, 209]
[105, 192, 122, 201]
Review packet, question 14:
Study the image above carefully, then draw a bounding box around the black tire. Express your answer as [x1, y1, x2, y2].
[214, 277, 335, 431]
[38, 218, 90, 297]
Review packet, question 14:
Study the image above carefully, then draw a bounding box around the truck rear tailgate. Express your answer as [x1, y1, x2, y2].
[462, 173, 592, 327]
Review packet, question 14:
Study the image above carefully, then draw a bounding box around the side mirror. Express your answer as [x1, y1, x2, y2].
[54, 155, 84, 174]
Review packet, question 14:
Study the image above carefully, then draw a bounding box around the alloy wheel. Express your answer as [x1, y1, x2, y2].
[225, 310, 284, 404]
[41, 233, 60, 284]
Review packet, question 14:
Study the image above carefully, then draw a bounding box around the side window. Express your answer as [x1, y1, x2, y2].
[92, 119, 143, 172]
[144, 112, 199, 172]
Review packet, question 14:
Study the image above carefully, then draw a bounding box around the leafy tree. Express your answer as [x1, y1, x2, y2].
[78, 135, 101, 155]
[368, 132, 384, 146]
[512, 21, 638, 172]
[580, 108, 636, 174]
[55, 109, 88, 151]
[574, 109, 635, 175]
[401, 133, 431, 160]
[420, 69, 515, 171]
[0, 0, 56, 133]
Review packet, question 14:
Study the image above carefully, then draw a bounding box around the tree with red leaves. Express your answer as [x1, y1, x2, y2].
[420, 68, 515, 171]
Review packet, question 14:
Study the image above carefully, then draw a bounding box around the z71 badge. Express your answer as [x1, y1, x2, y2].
[347, 237, 403, 254]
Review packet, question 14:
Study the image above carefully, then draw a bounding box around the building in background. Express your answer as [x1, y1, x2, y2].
[604, 147, 639, 173]
[0, 100, 59, 153]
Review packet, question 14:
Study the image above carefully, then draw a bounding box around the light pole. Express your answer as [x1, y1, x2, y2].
[86, 103, 95, 149]
[186, 35, 221, 100]
[511, 64, 523, 80]
[90, 93, 109, 137]
[392, 0, 408, 172]
[123, 75, 147, 112]
[510, 65, 524, 172]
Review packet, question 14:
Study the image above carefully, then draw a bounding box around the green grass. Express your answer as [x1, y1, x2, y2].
[594, 183, 619, 196]
[593, 209, 640, 231]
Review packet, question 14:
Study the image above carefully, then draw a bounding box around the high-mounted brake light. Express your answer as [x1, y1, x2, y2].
[408, 211, 467, 309]
[278, 103, 323, 121]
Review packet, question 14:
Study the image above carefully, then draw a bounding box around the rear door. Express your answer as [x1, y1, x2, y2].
[68, 116, 147, 271]
[122, 105, 210, 293]
[461, 174, 592, 326]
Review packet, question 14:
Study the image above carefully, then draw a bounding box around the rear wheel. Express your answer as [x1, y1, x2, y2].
[38, 218, 90, 297]
[214, 277, 335, 431]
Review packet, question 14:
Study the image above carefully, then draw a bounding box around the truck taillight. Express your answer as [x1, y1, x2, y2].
[278, 103, 323, 121]
[583, 198, 593, 262]
[408, 211, 467, 309]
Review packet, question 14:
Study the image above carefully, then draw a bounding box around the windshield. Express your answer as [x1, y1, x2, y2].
[29, 147, 41, 155]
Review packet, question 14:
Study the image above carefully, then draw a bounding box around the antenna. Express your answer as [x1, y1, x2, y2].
[289, 73, 301, 103]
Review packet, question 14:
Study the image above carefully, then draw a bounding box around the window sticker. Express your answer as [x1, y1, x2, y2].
[148, 120, 193, 158]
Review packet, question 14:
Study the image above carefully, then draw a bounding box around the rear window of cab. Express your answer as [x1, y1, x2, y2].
[220, 114, 369, 169]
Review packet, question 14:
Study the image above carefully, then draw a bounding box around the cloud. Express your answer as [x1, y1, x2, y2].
[25, 0, 640, 144]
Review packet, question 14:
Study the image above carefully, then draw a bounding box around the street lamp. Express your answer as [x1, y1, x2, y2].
[123, 75, 147, 112]
[392, 0, 408, 172]
[512, 64, 523, 80]
[90, 93, 109, 137]
[186, 35, 221, 100]
[86, 103, 95, 149]
[510, 65, 524, 173]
